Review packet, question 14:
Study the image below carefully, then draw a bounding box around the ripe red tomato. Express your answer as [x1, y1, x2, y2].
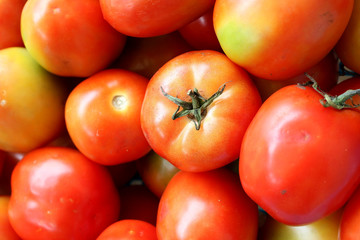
[99, 0, 215, 37]
[335, 0, 360, 74]
[8, 147, 121, 239]
[239, 84, 360, 225]
[0, 0, 26, 50]
[259, 209, 343, 240]
[214, 0, 353, 80]
[0, 47, 68, 153]
[65, 69, 151, 165]
[141, 50, 262, 172]
[112, 32, 193, 79]
[136, 151, 180, 198]
[339, 186, 360, 239]
[0, 196, 21, 240]
[178, 8, 222, 52]
[97, 219, 157, 240]
[156, 168, 259, 239]
[253, 51, 339, 101]
[21, 0, 126, 77]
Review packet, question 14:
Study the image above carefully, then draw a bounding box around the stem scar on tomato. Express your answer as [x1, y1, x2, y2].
[160, 83, 227, 130]
[302, 73, 360, 110]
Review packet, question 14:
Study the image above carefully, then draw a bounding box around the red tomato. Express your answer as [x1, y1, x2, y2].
[335, 0, 360, 74]
[21, 0, 126, 77]
[97, 219, 157, 240]
[328, 77, 360, 106]
[156, 168, 259, 239]
[136, 150, 180, 198]
[0, 0, 26, 49]
[65, 69, 151, 165]
[8, 147, 121, 240]
[0, 196, 21, 240]
[253, 51, 339, 101]
[112, 32, 193, 79]
[239, 84, 360, 225]
[178, 8, 222, 51]
[0, 47, 68, 153]
[214, 0, 353, 80]
[339, 186, 360, 239]
[259, 209, 343, 240]
[99, 0, 215, 37]
[118, 184, 159, 226]
[141, 50, 262, 172]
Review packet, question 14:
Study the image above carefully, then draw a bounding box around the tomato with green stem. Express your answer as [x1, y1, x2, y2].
[239, 77, 360, 225]
[141, 50, 262, 172]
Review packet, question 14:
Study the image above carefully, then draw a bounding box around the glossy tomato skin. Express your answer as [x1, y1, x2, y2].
[335, 0, 360, 74]
[0, 0, 26, 49]
[21, 0, 126, 77]
[239, 84, 360, 225]
[214, 0, 353, 80]
[179, 8, 222, 51]
[8, 147, 121, 240]
[141, 50, 262, 172]
[112, 32, 193, 79]
[0, 196, 21, 240]
[65, 69, 151, 165]
[156, 168, 259, 240]
[339, 187, 360, 240]
[259, 209, 342, 240]
[97, 219, 157, 240]
[0, 47, 68, 153]
[99, 0, 215, 37]
[253, 51, 338, 101]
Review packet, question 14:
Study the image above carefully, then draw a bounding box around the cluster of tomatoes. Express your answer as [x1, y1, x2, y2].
[1, 0, 360, 239]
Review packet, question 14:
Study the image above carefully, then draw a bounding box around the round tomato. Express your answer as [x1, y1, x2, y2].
[99, 0, 215, 37]
[335, 0, 360, 74]
[112, 32, 193, 79]
[239, 83, 360, 225]
[156, 168, 258, 239]
[178, 8, 222, 52]
[21, 0, 126, 77]
[65, 69, 151, 165]
[8, 147, 121, 240]
[214, 0, 353, 80]
[141, 50, 262, 172]
[97, 219, 157, 240]
[339, 186, 360, 239]
[259, 209, 342, 240]
[0, 0, 26, 50]
[0, 47, 68, 153]
[0, 196, 21, 240]
[136, 150, 180, 198]
[253, 51, 339, 101]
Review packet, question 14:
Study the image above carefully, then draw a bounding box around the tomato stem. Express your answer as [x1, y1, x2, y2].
[304, 73, 360, 110]
[160, 83, 226, 130]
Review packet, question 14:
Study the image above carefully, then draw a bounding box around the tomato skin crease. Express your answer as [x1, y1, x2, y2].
[240, 84, 360, 225]
[141, 50, 262, 172]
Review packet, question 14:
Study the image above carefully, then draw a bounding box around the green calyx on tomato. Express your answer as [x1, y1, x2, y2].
[304, 73, 360, 110]
[161, 83, 226, 130]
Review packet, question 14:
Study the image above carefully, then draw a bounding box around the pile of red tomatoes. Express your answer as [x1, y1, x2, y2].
[1, 0, 360, 239]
